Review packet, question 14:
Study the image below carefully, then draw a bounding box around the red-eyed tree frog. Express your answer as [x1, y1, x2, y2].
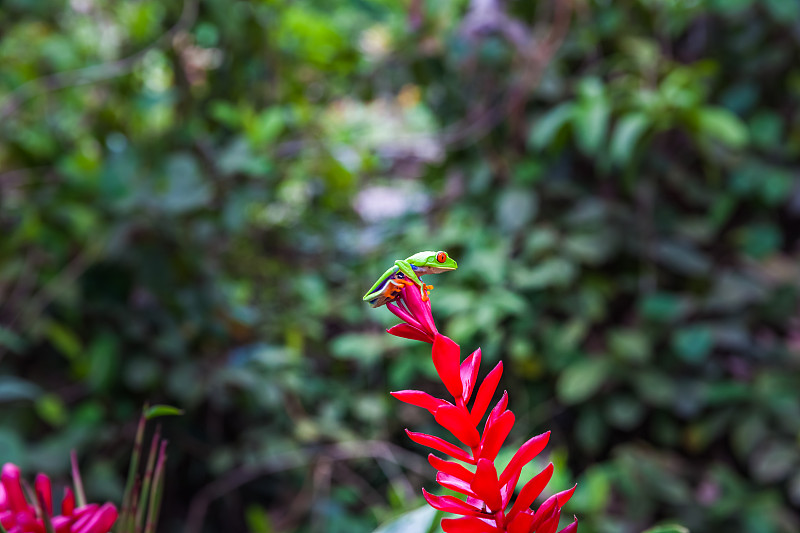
[363, 251, 458, 308]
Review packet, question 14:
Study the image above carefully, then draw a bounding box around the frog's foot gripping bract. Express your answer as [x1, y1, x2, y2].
[367, 279, 435, 307]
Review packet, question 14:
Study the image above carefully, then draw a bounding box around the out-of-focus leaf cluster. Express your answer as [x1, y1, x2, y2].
[1, 0, 799, 532]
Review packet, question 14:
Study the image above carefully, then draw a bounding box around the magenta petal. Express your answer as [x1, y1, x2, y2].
[74, 502, 117, 533]
[400, 284, 438, 335]
[52, 516, 72, 533]
[387, 323, 433, 343]
[387, 302, 424, 330]
[1, 464, 28, 513]
[35, 473, 53, 516]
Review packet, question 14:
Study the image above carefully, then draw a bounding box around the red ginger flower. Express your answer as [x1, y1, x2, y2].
[0, 463, 118, 533]
[384, 283, 578, 533]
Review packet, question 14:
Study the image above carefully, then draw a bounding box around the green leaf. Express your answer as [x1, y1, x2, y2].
[750, 442, 798, 483]
[654, 241, 710, 276]
[331, 333, 387, 365]
[0, 326, 25, 353]
[573, 92, 610, 155]
[372, 506, 438, 533]
[749, 111, 783, 149]
[639, 293, 687, 322]
[144, 405, 185, 420]
[610, 113, 649, 165]
[512, 258, 577, 290]
[604, 395, 645, 430]
[496, 188, 538, 231]
[245, 504, 274, 533]
[35, 393, 68, 427]
[763, 0, 800, 22]
[609, 330, 651, 363]
[557, 358, 611, 404]
[45, 321, 82, 360]
[0, 376, 42, 403]
[528, 103, 574, 151]
[672, 327, 713, 363]
[695, 107, 749, 148]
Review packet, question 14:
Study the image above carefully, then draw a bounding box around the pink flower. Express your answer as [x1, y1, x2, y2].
[380, 283, 578, 533]
[0, 463, 118, 533]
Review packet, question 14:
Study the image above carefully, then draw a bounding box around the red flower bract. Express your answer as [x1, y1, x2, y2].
[381, 282, 578, 533]
[0, 463, 118, 533]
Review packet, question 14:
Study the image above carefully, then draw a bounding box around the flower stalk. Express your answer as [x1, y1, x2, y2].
[377, 280, 578, 533]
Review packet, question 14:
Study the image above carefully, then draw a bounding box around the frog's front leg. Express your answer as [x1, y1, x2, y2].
[395, 260, 429, 301]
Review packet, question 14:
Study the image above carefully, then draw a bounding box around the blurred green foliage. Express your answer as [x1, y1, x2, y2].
[2, 0, 800, 532]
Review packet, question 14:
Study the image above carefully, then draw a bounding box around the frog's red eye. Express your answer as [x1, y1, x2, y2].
[436, 252, 447, 263]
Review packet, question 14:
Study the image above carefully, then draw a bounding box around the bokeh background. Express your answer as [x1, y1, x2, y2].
[2, 0, 800, 532]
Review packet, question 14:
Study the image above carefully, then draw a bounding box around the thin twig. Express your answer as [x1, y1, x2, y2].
[309, 458, 332, 533]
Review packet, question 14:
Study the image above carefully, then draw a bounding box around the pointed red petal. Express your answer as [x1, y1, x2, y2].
[35, 473, 53, 516]
[557, 516, 579, 533]
[500, 465, 521, 510]
[1, 463, 27, 512]
[485, 392, 508, 427]
[428, 454, 475, 482]
[433, 334, 463, 399]
[62, 487, 75, 516]
[391, 390, 452, 414]
[479, 410, 514, 462]
[460, 349, 481, 403]
[535, 484, 577, 513]
[470, 459, 502, 512]
[530, 501, 558, 532]
[437, 472, 477, 498]
[441, 516, 502, 533]
[499, 431, 550, 486]
[469, 362, 503, 426]
[506, 510, 534, 533]
[422, 489, 486, 516]
[74, 502, 118, 533]
[507, 463, 554, 521]
[387, 323, 432, 343]
[539, 507, 562, 533]
[406, 430, 474, 463]
[435, 405, 481, 447]
[531, 486, 577, 532]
